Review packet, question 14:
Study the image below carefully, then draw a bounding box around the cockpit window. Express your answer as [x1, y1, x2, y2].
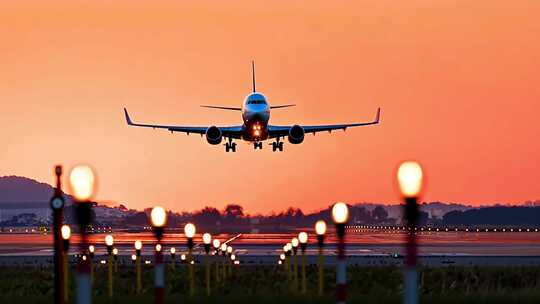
[247, 100, 267, 105]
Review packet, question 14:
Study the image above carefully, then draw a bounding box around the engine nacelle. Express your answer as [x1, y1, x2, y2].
[288, 125, 305, 144]
[205, 126, 222, 145]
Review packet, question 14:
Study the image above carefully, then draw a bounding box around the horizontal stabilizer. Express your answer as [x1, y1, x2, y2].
[270, 104, 296, 109]
[201, 105, 242, 111]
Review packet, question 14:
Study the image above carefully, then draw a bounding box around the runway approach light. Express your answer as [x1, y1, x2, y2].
[213, 239, 221, 249]
[397, 161, 424, 198]
[227, 246, 233, 254]
[298, 232, 308, 244]
[131, 254, 136, 261]
[332, 202, 349, 224]
[61, 225, 71, 240]
[170, 247, 176, 254]
[89, 245, 95, 254]
[155, 244, 162, 252]
[113, 248, 118, 255]
[184, 223, 196, 238]
[220, 243, 227, 252]
[135, 240, 142, 250]
[203, 233, 212, 245]
[292, 238, 299, 248]
[315, 220, 327, 235]
[69, 165, 96, 201]
[280, 253, 286, 260]
[105, 235, 114, 247]
[151, 206, 167, 227]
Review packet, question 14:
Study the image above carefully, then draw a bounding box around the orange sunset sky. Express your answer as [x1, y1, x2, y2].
[1, 1, 539, 214]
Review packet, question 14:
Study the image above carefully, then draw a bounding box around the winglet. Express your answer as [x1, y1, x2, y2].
[374, 107, 381, 123]
[124, 107, 133, 125]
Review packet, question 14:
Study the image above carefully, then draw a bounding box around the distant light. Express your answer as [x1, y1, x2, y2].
[61, 225, 71, 240]
[220, 244, 227, 252]
[234, 260, 240, 265]
[285, 243, 292, 252]
[278, 260, 283, 265]
[82, 255, 87, 261]
[279, 253, 285, 260]
[131, 254, 136, 261]
[190, 260, 194, 265]
[291, 238, 299, 248]
[231, 254, 236, 261]
[315, 220, 327, 235]
[213, 239, 221, 249]
[203, 233, 212, 245]
[332, 202, 349, 224]
[135, 240, 142, 250]
[150, 206, 167, 228]
[282, 245, 288, 252]
[298, 232, 308, 244]
[397, 161, 423, 198]
[105, 235, 114, 247]
[69, 165, 96, 201]
[113, 248, 118, 255]
[180, 254, 186, 261]
[89, 245, 95, 253]
[100, 260, 106, 264]
[227, 246, 233, 254]
[145, 260, 151, 265]
[170, 247, 176, 254]
[155, 244, 162, 252]
[184, 223, 196, 238]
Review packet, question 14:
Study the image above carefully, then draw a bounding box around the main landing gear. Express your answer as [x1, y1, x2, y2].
[225, 138, 236, 152]
[253, 141, 263, 150]
[271, 139, 284, 152]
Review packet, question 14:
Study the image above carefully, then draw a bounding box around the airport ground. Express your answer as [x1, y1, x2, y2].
[0, 264, 539, 303]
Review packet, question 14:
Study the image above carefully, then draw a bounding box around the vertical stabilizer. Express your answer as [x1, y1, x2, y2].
[251, 60, 256, 92]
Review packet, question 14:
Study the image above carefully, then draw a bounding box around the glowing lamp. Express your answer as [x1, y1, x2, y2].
[285, 243, 292, 252]
[170, 247, 176, 254]
[69, 165, 96, 201]
[135, 240, 142, 250]
[231, 254, 236, 261]
[155, 244, 162, 252]
[227, 246, 233, 254]
[279, 253, 285, 260]
[89, 245, 95, 253]
[150, 206, 167, 227]
[397, 161, 424, 198]
[315, 220, 327, 235]
[203, 233, 212, 245]
[213, 239, 221, 249]
[113, 248, 118, 255]
[180, 254, 186, 261]
[291, 238, 299, 248]
[298, 232, 308, 244]
[220, 244, 227, 252]
[105, 235, 114, 247]
[332, 202, 349, 224]
[61, 225, 71, 240]
[184, 223, 196, 238]
[131, 254, 136, 261]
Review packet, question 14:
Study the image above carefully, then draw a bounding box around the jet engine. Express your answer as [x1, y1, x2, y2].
[288, 125, 305, 144]
[205, 126, 222, 145]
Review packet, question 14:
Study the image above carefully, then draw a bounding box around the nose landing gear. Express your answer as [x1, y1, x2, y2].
[253, 141, 263, 150]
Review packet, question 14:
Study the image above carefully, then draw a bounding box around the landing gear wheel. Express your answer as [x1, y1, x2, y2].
[272, 142, 284, 152]
[254, 142, 263, 150]
[225, 142, 237, 152]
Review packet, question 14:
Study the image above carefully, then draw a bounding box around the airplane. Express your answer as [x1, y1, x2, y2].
[123, 61, 380, 152]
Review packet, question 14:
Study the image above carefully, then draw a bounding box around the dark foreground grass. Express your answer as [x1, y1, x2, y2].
[0, 264, 539, 303]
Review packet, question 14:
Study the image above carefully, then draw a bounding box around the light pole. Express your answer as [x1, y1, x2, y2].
[61, 225, 71, 302]
[397, 161, 424, 304]
[203, 233, 212, 295]
[150, 206, 168, 304]
[291, 237, 299, 292]
[220, 243, 227, 280]
[105, 234, 114, 298]
[226, 245, 233, 277]
[332, 202, 349, 304]
[213, 239, 221, 283]
[184, 223, 196, 296]
[298, 232, 308, 294]
[88, 245, 95, 284]
[283, 243, 292, 284]
[170, 247, 176, 269]
[315, 220, 327, 296]
[50, 165, 65, 304]
[69, 165, 95, 304]
[134, 240, 143, 294]
[113, 248, 119, 273]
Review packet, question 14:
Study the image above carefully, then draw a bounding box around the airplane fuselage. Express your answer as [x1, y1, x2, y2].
[241, 92, 270, 142]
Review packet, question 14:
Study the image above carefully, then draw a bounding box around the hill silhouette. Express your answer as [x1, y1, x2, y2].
[0, 176, 58, 202]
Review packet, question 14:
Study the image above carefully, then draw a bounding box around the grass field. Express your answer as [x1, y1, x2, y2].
[0, 263, 539, 303]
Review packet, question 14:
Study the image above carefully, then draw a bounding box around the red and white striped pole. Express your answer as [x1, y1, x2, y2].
[332, 202, 349, 304]
[397, 161, 424, 304]
[150, 206, 168, 304]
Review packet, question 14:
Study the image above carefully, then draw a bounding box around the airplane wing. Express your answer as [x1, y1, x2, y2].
[124, 108, 243, 139]
[268, 108, 380, 138]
